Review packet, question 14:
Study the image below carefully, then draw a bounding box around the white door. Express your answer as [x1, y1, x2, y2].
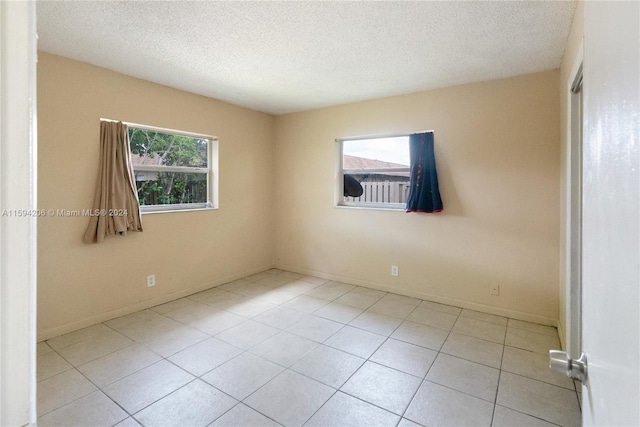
[581, 1, 640, 425]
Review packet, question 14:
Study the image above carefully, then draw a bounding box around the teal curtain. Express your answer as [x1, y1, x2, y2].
[405, 132, 443, 213]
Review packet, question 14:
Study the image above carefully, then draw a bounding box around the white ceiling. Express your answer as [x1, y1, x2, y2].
[37, 1, 576, 115]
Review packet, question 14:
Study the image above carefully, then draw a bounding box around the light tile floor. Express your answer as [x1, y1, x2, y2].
[37, 269, 582, 427]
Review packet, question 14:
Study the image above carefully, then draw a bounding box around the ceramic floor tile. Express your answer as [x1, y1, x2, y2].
[186, 287, 227, 304]
[279, 279, 322, 294]
[324, 281, 358, 291]
[286, 315, 343, 342]
[305, 391, 400, 427]
[140, 325, 209, 357]
[368, 300, 417, 319]
[253, 306, 307, 329]
[40, 272, 578, 427]
[106, 311, 183, 342]
[370, 338, 437, 378]
[497, 372, 581, 427]
[282, 295, 329, 313]
[188, 310, 246, 335]
[162, 301, 222, 324]
[215, 320, 280, 350]
[502, 346, 575, 389]
[379, 293, 422, 306]
[187, 287, 226, 302]
[418, 300, 462, 316]
[244, 370, 334, 427]
[103, 309, 157, 327]
[298, 275, 329, 286]
[37, 390, 128, 427]
[38, 341, 54, 356]
[426, 353, 499, 402]
[351, 286, 388, 299]
[210, 403, 281, 427]
[204, 292, 252, 310]
[46, 323, 115, 351]
[245, 271, 272, 282]
[77, 344, 162, 388]
[505, 328, 561, 355]
[37, 350, 73, 382]
[349, 311, 403, 336]
[340, 361, 421, 415]
[133, 379, 237, 427]
[215, 279, 251, 292]
[407, 307, 458, 331]
[102, 360, 194, 414]
[202, 352, 284, 400]
[304, 284, 351, 301]
[441, 332, 504, 369]
[113, 417, 143, 427]
[257, 288, 300, 305]
[168, 337, 243, 376]
[452, 317, 506, 344]
[577, 389, 582, 409]
[314, 302, 364, 324]
[334, 291, 380, 309]
[324, 326, 386, 358]
[492, 405, 558, 427]
[398, 418, 423, 427]
[55, 329, 134, 366]
[507, 319, 558, 337]
[104, 310, 170, 333]
[37, 369, 98, 416]
[404, 380, 494, 427]
[255, 275, 293, 287]
[150, 297, 199, 315]
[281, 271, 304, 280]
[249, 331, 318, 367]
[390, 321, 449, 351]
[291, 344, 365, 388]
[233, 282, 273, 298]
[460, 309, 508, 326]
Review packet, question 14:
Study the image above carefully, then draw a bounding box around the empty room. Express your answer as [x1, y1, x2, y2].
[1, 1, 638, 427]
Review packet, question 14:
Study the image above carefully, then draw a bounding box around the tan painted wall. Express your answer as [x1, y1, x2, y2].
[37, 53, 275, 340]
[274, 70, 561, 325]
[558, 0, 584, 349]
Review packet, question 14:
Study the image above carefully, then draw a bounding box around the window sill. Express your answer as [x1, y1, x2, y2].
[335, 203, 405, 212]
[141, 206, 218, 215]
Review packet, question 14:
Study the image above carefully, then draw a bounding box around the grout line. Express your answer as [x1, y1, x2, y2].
[490, 326, 509, 427]
[39, 269, 573, 426]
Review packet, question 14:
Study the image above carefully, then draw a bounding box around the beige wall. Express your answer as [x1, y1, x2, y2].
[558, 1, 584, 349]
[38, 52, 564, 338]
[37, 53, 275, 340]
[274, 70, 561, 324]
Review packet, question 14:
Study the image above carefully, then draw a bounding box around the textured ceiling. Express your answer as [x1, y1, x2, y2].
[37, 1, 576, 115]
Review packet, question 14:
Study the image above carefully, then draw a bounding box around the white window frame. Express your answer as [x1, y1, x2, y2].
[123, 121, 219, 213]
[335, 133, 413, 210]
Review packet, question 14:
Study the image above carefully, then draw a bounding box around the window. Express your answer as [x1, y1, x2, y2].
[338, 135, 410, 209]
[128, 125, 218, 212]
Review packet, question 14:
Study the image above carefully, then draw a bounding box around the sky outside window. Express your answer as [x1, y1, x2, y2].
[343, 136, 409, 166]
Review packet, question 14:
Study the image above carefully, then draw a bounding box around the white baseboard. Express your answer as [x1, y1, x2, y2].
[37, 265, 273, 342]
[276, 263, 559, 327]
[39, 263, 561, 342]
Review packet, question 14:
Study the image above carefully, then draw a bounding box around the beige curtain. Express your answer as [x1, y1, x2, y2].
[83, 121, 143, 244]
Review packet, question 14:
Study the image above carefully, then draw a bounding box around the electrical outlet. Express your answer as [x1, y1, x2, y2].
[391, 265, 399, 277]
[491, 284, 499, 296]
[147, 274, 156, 287]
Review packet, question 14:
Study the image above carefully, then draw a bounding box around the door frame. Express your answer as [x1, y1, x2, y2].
[563, 40, 583, 356]
[0, 1, 38, 425]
